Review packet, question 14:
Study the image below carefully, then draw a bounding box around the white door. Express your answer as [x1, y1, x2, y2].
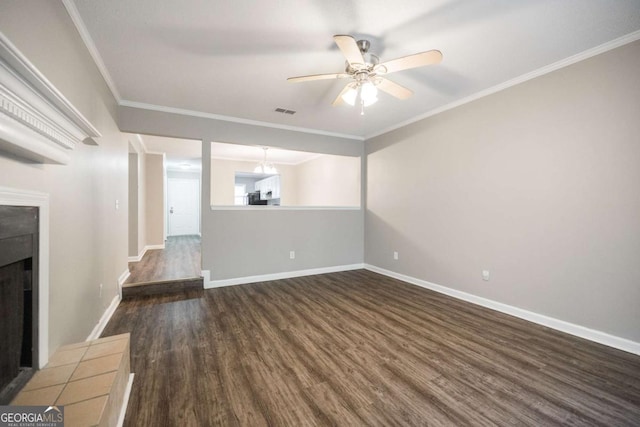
[168, 178, 200, 236]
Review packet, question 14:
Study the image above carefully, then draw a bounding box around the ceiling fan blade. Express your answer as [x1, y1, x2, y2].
[332, 84, 354, 106]
[333, 35, 365, 67]
[377, 50, 442, 74]
[376, 78, 413, 100]
[287, 73, 349, 83]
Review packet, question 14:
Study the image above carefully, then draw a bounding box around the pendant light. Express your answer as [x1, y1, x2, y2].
[254, 147, 278, 174]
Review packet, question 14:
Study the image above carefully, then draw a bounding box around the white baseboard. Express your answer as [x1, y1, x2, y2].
[365, 264, 640, 356]
[118, 269, 130, 286]
[127, 247, 146, 262]
[201, 270, 210, 284]
[204, 263, 365, 289]
[86, 294, 121, 341]
[127, 244, 165, 262]
[117, 269, 130, 300]
[116, 373, 135, 427]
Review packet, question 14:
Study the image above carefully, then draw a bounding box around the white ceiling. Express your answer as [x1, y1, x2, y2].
[210, 142, 321, 165]
[139, 134, 202, 170]
[71, 0, 640, 139]
[138, 135, 321, 170]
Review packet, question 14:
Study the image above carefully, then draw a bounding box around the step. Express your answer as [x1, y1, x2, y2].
[11, 333, 133, 427]
[122, 276, 203, 299]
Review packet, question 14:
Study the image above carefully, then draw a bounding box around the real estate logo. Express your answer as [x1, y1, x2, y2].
[0, 405, 64, 427]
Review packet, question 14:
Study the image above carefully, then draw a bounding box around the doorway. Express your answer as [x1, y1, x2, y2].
[123, 134, 203, 297]
[167, 177, 200, 236]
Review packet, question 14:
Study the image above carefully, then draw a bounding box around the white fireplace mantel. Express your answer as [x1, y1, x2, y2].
[0, 31, 101, 164]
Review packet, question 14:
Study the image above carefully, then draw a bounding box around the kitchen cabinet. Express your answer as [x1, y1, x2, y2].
[256, 175, 280, 199]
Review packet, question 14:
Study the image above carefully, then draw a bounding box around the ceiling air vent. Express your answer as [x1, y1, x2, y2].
[275, 108, 296, 115]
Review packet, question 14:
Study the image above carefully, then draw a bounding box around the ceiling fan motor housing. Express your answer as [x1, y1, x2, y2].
[346, 39, 379, 74]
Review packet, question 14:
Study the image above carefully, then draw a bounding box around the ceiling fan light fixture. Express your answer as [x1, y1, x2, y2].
[341, 87, 358, 106]
[360, 81, 378, 106]
[288, 35, 441, 111]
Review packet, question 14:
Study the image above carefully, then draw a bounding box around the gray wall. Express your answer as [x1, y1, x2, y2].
[120, 106, 365, 281]
[206, 209, 364, 279]
[119, 107, 363, 156]
[128, 153, 139, 257]
[366, 40, 640, 342]
[127, 136, 149, 257]
[145, 154, 165, 246]
[0, 2, 128, 352]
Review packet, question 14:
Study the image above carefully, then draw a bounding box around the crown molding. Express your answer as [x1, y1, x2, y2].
[119, 100, 364, 141]
[0, 31, 101, 163]
[61, 0, 121, 102]
[365, 30, 640, 140]
[57, 1, 640, 144]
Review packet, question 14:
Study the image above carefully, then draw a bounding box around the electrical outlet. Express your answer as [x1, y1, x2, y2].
[99, 283, 103, 297]
[393, 251, 399, 260]
[115, 199, 119, 210]
[482, 270, 490, 281]
[290, 251, 295, 259]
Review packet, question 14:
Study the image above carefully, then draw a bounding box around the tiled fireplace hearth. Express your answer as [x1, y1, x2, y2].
[12, 333, 133, 427]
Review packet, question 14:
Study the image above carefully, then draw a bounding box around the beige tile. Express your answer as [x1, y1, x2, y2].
[12, 384, 64, 405]
[46, 347, 87, 368]
[64, 395, 109, 427]
[56, 371, 116, 405]
[57, 341, 91, 352]
[23, 364, 76, 391]
[70, 353, 123, 381]
[91, 333, 130, 345]
[83, 339, 128, 360]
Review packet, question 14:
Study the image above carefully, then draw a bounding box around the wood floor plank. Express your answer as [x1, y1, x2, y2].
[102, 270, 640, 426]
[126, 235, 201, 284]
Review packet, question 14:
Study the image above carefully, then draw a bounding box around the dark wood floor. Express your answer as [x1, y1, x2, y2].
[103, 270, 640, 426]
[125, 235, 201, 285]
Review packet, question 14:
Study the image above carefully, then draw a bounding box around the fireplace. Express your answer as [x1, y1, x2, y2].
[0, 205, 39, 404]
[1, 30, 91, 404]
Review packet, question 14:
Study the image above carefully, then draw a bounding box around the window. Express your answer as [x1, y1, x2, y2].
[234, 184, 246, 205]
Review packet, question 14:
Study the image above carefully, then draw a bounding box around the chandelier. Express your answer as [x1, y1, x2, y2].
[254, 147, 278, 174]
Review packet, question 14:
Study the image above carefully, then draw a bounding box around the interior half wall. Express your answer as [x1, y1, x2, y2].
[118, 107, 366, 283]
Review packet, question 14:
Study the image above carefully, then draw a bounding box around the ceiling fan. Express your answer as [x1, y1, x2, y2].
[287, 35, 442, 114]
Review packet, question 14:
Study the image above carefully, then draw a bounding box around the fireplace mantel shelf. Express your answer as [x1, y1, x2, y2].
[0, 31, 101, 164]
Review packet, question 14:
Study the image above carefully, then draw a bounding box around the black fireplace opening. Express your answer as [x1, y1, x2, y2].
[0, 206, 39, 404]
